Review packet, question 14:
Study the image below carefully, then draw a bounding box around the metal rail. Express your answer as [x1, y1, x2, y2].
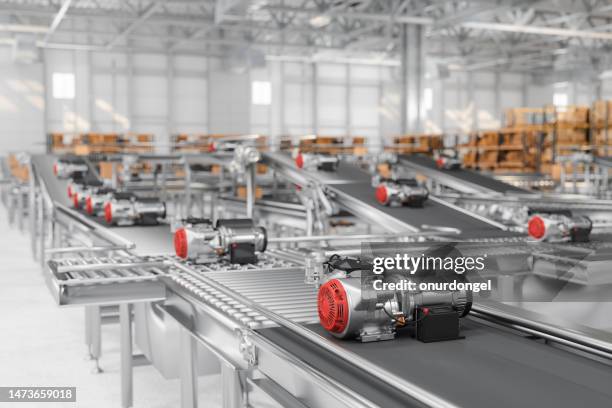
[471, 303, 612, 360]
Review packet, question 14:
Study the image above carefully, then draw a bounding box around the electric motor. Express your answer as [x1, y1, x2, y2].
[66, 180, 82, 200]
[173, 219, 217, 259]
[317, 257, 472, 343]
[294, 151, 339, 172]
[228, 145, 261, 175]
[104, 193, 166, 226]
[72, 180, 104, 209]
[527, 213, 592, 242]
[84, 187, 116, 215]
[434, 150, 462, 170]
[174, 218, 267, 264]
[54, 157, 89, 179]
[375, 178, 429, 207]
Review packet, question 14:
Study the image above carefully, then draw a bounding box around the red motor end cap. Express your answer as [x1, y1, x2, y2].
[73, 193, 79, 208]
[104, 202, 113, 224]
[67, 185, 73, 198]
[208, 143, 216, 153]
[86, 196, 93, 214]
[295, 152, 304, 169]
[375, 185, 388, 205]
[318, 279, 349, 333]
[174, 228, 188, 259]
[528, 216, 546, 239]
[436, 157, 445, 168]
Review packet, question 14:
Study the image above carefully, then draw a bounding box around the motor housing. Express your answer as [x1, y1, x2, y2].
[317, 257, 472, 343]
[174, 218, 267, 264]
[434, 150, 462, 170]
[527, 213, 592, 242]
[54, 157, 89, 179]
[104, 194, 166, 226]
[85, 187, 116, 215]
[294, 151, 339, 172]
[72, 180, 104, 209]
[375, 178, 429, 207]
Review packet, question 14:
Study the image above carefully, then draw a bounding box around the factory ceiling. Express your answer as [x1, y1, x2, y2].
[1, 0, 612, 73]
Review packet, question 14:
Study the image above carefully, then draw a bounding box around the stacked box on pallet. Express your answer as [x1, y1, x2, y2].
[390, 134, 442, 155]
[460, 133, 478, 168]
[8, 154, 29, 182]
[352, 137, 367, 155]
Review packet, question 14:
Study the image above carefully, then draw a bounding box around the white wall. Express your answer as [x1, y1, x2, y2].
[0, 48, 45, 154]
[4, 44, 603, 156]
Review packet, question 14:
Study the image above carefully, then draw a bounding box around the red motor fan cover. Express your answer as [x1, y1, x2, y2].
[86, 196, 93, 214]
[174, 228, 188, 259]
[375, 185, 388, 205]
[318, 279, 349, 333]
[104, 202, 113, 224]
[295, 152, 304, 169]
[528, 215, 546, 240]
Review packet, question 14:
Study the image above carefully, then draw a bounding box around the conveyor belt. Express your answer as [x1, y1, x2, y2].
[32, 154, 80, 208]
[332, 181, 517, 239]
[258, 321, 612, 408]
[264, 152, 518, 239]
[172, 259, 612, 408]
[32, 154, 173, 255]
[400, 154, 528, 194]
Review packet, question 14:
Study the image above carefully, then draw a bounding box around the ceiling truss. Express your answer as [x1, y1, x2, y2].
[0, 0, 612, 74]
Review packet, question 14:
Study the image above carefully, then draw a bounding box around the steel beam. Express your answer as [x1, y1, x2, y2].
[41, 0, 73, 45]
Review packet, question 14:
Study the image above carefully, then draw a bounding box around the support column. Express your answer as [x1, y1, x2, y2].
[166, 51, 174, 155]
[312, 62, 318, 135]
[268, 60, 283, 150]
[400, 24, 424, 134]
[468, 72, 477, 132]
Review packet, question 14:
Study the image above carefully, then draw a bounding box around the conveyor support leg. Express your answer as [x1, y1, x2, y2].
[120, 303, 133, 408]
[221, 363, 244, 408]
[84, 305, 102, 371]
[180, 327, 198, 408]
[90, 306, 102, 373]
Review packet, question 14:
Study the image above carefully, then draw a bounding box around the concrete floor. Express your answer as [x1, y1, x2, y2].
[0, 212, 229, 408]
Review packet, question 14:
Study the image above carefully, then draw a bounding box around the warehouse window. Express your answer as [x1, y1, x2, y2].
[52, 73, 75, 99]
[552, 92, 567, 108]
[423, 88, 433, 111]
[252, 81, 271, 105]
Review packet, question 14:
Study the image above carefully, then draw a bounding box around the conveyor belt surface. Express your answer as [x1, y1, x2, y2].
[332, 181, 517, 239]
[258, 321, 612, 408]
[400, 154, 528, 194]
[32, 154, 173, 255]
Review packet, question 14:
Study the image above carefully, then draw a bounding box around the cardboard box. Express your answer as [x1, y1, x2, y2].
[99, 162, 115, 180]
[237, 186, 263, 200]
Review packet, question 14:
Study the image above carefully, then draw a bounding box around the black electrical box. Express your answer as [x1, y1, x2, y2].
[230, 243, 257, 265]
[415, 309, 463, 343]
